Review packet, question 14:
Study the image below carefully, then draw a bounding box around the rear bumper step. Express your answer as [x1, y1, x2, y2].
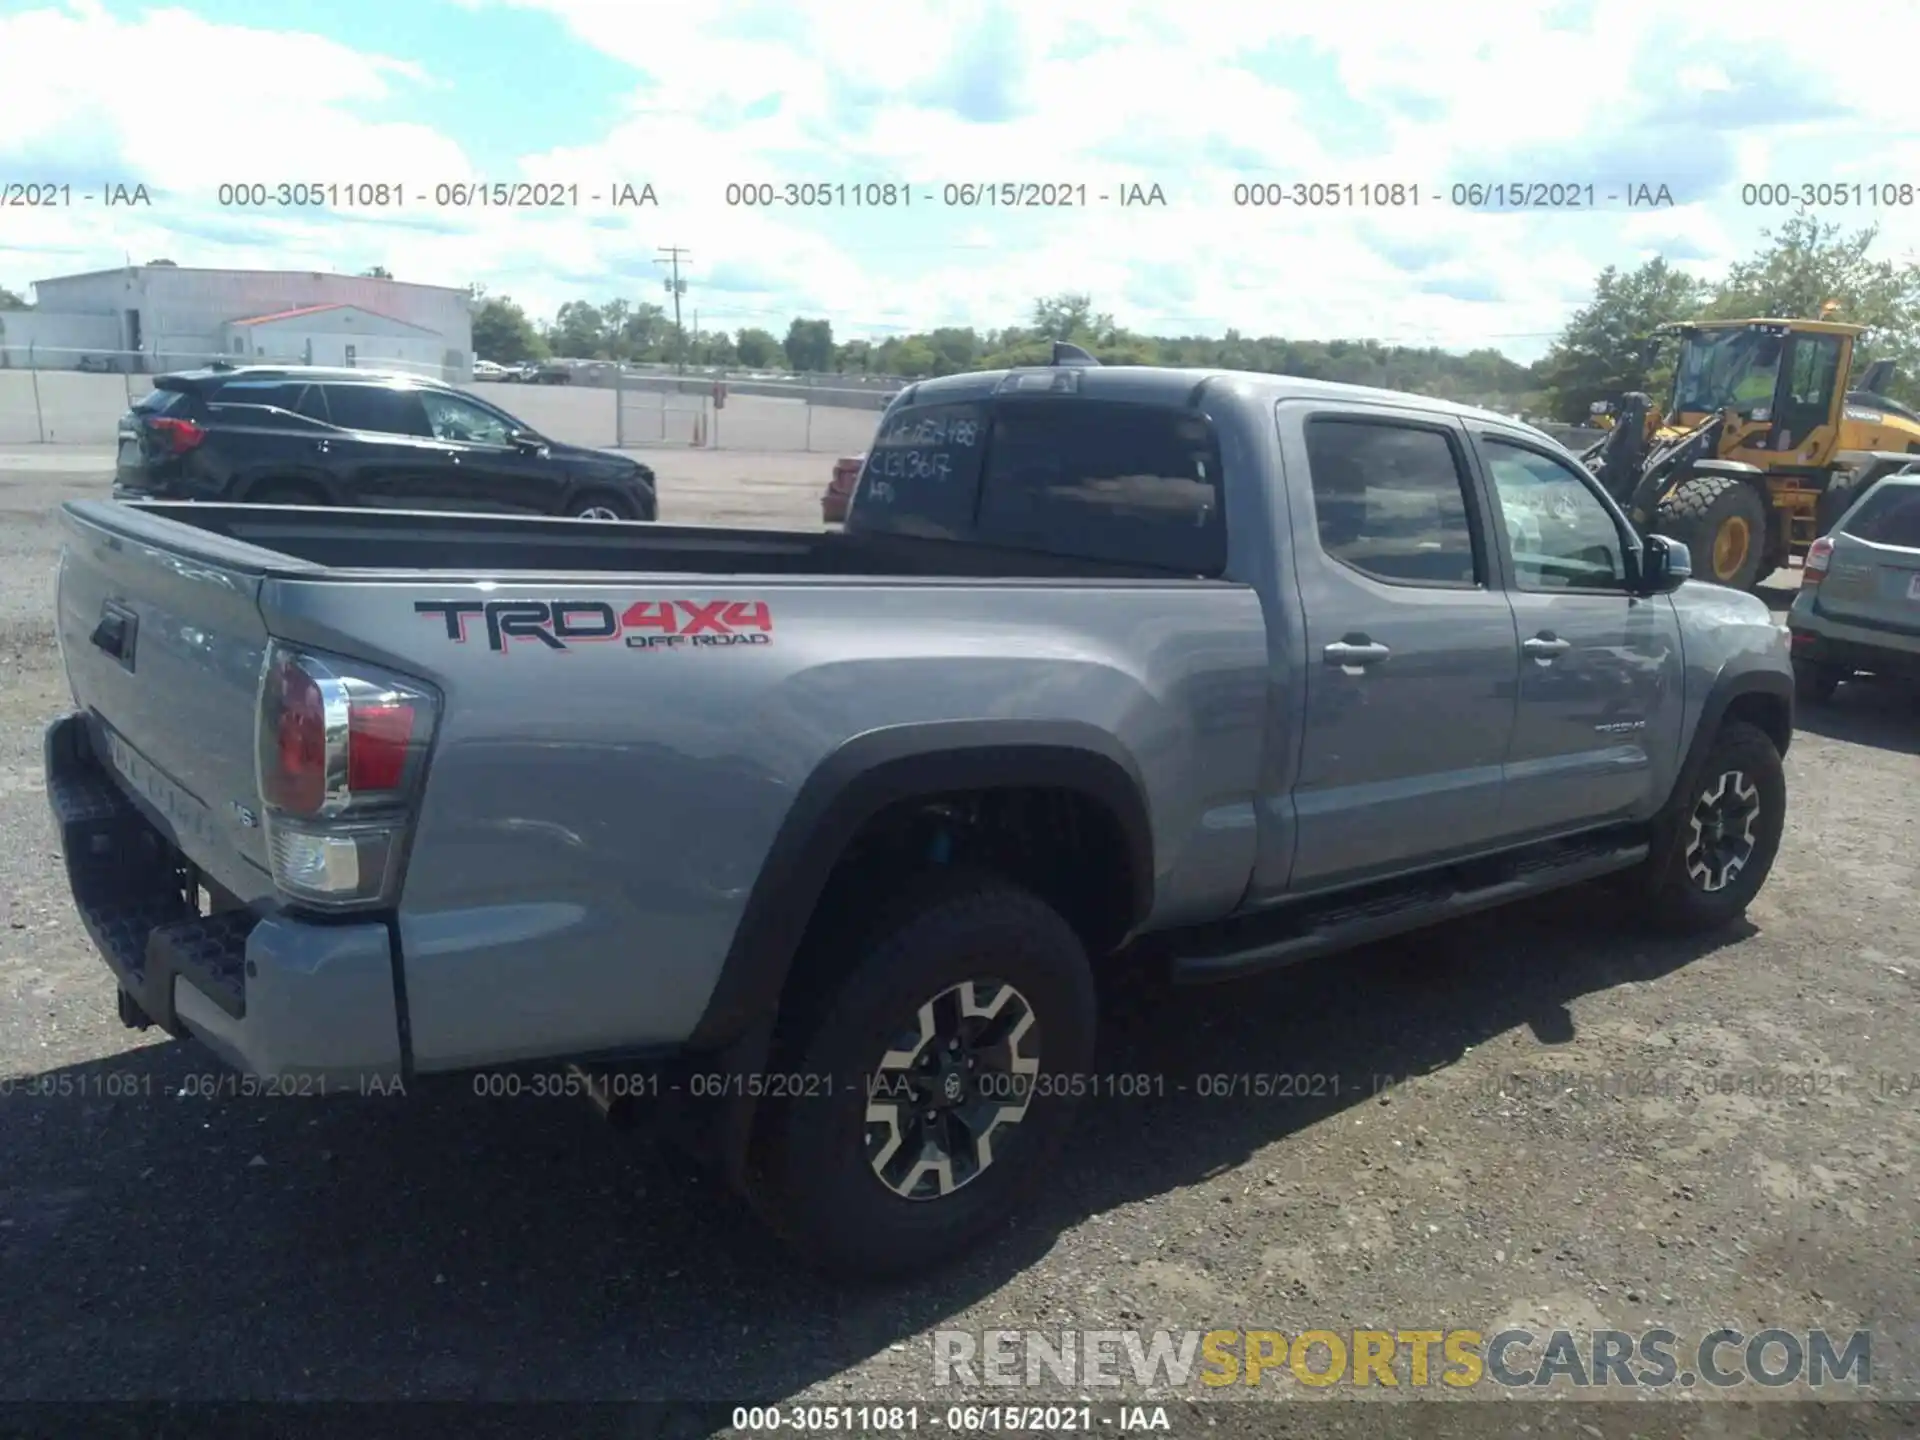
[44, 712, 407, 1085]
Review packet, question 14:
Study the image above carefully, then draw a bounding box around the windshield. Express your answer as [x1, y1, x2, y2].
[1670, 329, 1784, 416]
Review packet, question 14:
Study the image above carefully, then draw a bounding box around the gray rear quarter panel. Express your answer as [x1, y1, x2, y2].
[261, 565, 1273, 1070]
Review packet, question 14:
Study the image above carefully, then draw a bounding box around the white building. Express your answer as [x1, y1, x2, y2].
[13, 266, 473, 379]
[219, 302, 446, 373]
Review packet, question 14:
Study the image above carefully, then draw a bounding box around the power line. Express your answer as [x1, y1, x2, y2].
[654, 246, 691, 372]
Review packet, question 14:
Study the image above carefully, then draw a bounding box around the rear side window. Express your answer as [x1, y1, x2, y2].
[211, 380, 309, 413]
[853, 402, 988, 539]
[977, 402, 1225, 574]
[322, 385, 433, 438]
[1304, 418, 1481, 586]
[1842, 482, 1920, 548]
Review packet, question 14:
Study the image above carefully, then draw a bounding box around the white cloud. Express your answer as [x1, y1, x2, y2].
[7, 0, 1920, 360]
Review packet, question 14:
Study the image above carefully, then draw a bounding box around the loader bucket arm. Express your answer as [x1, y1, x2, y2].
[1583, 392, 1653, 507]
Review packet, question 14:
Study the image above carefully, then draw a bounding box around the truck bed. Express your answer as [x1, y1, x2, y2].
[104, 500, 1213, 581]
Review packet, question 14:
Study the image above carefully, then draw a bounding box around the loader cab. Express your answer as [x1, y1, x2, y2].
[1663, 320, 1858, 468]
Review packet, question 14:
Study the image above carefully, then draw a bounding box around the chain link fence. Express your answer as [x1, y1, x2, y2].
[612, 365, 904, 454]
[0, 343, 1606, 456]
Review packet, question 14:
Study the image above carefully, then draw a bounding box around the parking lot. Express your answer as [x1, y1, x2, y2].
[2, 444, 1918, 1422]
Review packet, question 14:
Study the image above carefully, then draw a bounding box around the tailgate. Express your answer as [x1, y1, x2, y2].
[55, 503, 285, 901]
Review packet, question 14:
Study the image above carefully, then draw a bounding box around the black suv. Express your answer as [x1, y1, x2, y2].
[113, 367, 657, 520]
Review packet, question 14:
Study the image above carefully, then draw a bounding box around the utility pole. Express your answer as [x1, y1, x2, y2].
[655, 247, 690, 373]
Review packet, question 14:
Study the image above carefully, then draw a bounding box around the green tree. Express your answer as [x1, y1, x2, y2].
[1030, 293, 1113, 343]
[735, 327, 783, 368]
[783, 317, 835, 372]
[362, 265, 393, 279]
[548, 300, 609, 358]
[471, 296, 547, 363]
[619, 302, 671, 359]
[0, 286, 27, 309]
[1537, 258, 1706, 422]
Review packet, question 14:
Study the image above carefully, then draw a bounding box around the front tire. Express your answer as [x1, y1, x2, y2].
[1657, 474, 1768, 590]
[1637, 721, 1786, 934]
[748, 872, 1096, 1281]
[565, 488, 638, 520]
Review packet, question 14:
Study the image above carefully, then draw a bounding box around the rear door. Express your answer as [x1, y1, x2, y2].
[1472, 431, 1684, 834]
[1817, 477, 1920, 629]
[317, 384, 457, 509]
[1280, 402, 1521, 890]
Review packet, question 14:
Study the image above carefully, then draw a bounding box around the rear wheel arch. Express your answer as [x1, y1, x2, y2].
[686, 724, 1156, 1064]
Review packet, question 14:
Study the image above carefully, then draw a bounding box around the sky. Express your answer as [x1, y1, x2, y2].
[4, 0, 1920, 363]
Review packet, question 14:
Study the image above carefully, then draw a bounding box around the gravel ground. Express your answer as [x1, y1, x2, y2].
[2, 448, 1918, 1435]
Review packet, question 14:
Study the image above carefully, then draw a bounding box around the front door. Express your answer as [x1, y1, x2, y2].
[1282, 403, 1522, 891]
[416, 389, 563, 514]
[1472, 432, 1684, 835]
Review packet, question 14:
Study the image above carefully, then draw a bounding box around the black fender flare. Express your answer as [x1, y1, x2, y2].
[1648, 667, 1793, 875]
[686, 719, 1156, 1057]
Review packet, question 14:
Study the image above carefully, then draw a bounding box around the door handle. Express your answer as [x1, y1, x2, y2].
[90, 601, 138, 670]
[1324, 639, 1391, 670]
[313, 439, 330, 453]
[1524, 634, 1572, 661]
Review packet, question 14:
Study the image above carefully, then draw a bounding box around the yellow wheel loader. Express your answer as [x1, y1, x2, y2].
[1580, 319, 1920, 591]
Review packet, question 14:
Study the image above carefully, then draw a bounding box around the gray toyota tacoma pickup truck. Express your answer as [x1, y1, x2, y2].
[45, 358, 1794, 1279]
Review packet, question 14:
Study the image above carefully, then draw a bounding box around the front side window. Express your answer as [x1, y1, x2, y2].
[420, 390, 516, 446]
[1482, 439, 1628, 590]
[1671, 329, 1785, 416]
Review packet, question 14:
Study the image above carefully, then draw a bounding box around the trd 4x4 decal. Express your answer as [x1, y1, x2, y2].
[415, 598, 774, 652]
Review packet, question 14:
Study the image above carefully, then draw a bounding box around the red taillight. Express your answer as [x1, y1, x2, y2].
[347, 702, 417, 792]
[1803, 536, 1834, 586]
[259, 648, 433, 818]
[265, 657, 327, 815]
[148, 416, 206, 455]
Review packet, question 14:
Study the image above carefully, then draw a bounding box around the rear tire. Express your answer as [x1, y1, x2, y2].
[747, 871, 1096, 1281]
[1656, 474, 1767, 590]
[1793, 659, 1843, 705]
[1635, 721, 1786, 935]
[245, 479, 327, 507]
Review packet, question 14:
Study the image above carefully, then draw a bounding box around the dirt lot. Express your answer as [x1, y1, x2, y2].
[2, 447, 1918, 1432]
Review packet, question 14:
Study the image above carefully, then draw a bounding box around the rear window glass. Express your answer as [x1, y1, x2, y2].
[132, 388, 193, 415]
[1842, 482, 1920, 548]
[322, 385, 433, 438]
[852, 402, 988, 539]
[977, 402, 1226, 573]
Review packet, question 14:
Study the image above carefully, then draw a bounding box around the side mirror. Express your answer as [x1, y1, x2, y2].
[510, 429, 546, 452]
[1638, 534, 1691, 594]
